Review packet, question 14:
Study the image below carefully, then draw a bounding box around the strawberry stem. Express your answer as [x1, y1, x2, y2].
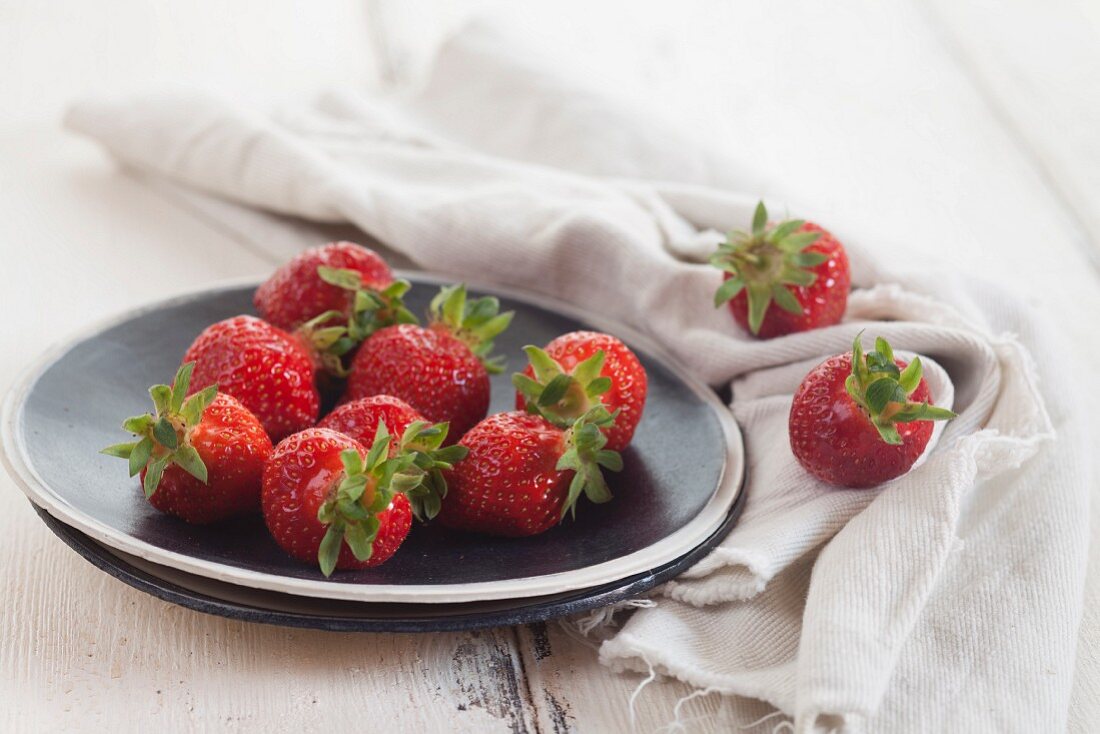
[101, 362, 218, 497]
[710, 200, 828, 334]
[555, 406, 623, 520]
[844, 333, 957, 445]
[513, 347, 612, 427]
[429, 284, 514, 374]
[302, 267, 419, 376]
[314, 420, 469, 576]
[396, 420, 469, 522]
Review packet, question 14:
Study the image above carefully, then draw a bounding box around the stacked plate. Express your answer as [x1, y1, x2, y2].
[1, 276, 745, 631]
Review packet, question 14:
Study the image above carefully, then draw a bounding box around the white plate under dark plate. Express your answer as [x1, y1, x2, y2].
[1, 274, 743, 604]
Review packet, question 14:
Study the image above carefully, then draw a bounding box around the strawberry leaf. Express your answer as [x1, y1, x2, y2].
[571, 351, 605, 386]
[596, 450, 623, 472]
[128, 436, 153, 477]
[512, 373, 543, 402]
[122, 414, 154, 434]
[873, 422, 903, 446]
[538, 374, 574, 407]
[746, 282, 772, 335]
[363, 425, 391, 472]
[898, 357, 923, 394]
[170, 362, 194, 412]
[153, 417, 177, 449]
[792, 251, 828, 267]
[340, 475, 369, 502]
[523, 346, 562, 383]
[866, 378, 906, 415]
[586, 376, 612, 398]
[582, 467, 612, 504]
[894, 404, 957, 423]
[875, 337, 894, 364]
[431, 445, 469, 466]
[751, 201, 767, 237]
[143, 456, 168, 498]
[149, 385, 172, 416]
[316, 266, 363, 291]
[770, 284, 804, 316]
[713, 276, 745, 307]
[172, 444, 208, 483]
[317, 524, 344, 577]
[562, 471, 586, 520]
[777, 231, 821, 251]
[101, 442, 135, 459]
[337, 499, 369, 522]
[778, 268, 816, 287]
[180, 385, 217, 427]
[851, 332, 867, 385]
[770, 218, 804, 241]
[343, 522, 375, 562]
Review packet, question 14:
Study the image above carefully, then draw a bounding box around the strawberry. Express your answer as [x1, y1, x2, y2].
[788, 334, 956, 488]
[262, 426, 426, 575]
[513, 331, 647, 451]
[320, 395, 423, 444]
[319, 396, 468, 520]
[255, 241, 395, 331]
[254, 242, 417, 377]
[343, 284, 513, 439]
[182, 315, 320, 442]
[712, 201, 850, 338]
[101, 363, 272, 524]
[438, 408, 621, 537]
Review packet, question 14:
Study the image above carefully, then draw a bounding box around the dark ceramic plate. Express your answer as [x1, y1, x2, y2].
[2, 275, 743, 604]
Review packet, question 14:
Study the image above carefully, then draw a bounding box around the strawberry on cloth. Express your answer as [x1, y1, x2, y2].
[67, 28, 1091, 732]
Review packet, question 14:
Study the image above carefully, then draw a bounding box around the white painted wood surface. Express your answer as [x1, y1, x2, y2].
[1, 1, 1098, 731]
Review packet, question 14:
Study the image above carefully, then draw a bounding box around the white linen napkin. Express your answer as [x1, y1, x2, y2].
[64, 23, 1089, 733]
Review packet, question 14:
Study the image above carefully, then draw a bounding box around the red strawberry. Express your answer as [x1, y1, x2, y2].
[343, 284, 513, 439]
[254, 242, 417, 377]
[788, 334, 955, 488]
[182, 315, 320, 442]
[439, 408, 621, 537]
[513, 331, 647, 451]
[712, 201, 850, 338]
[101, 363, 273, 524]
[319, 396, 423, 446]
[319, 396, 468, 520]
[262, 427, 423, 575]
[254, 241, 394, 331]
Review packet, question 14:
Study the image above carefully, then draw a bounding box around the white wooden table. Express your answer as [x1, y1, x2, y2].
[2, 1, 1098, 731]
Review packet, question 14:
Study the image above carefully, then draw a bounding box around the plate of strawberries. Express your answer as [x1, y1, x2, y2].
[1, 242, 744, 627]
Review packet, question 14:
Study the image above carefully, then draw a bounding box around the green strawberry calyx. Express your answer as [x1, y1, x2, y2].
[301, 267, 419, 376]
[513, 347, 611, 427]
[556, 405, 623, 521]
[845, 333, 957, 446]
[710, 200, 827, 334]
[430, 283, 514, 374]
[395, 420, 469, 522]
[100, 362, 217, 499]
[316, 422, 421, 576]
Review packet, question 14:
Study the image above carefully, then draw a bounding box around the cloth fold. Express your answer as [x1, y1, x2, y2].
[65, 22, 1089, 733]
